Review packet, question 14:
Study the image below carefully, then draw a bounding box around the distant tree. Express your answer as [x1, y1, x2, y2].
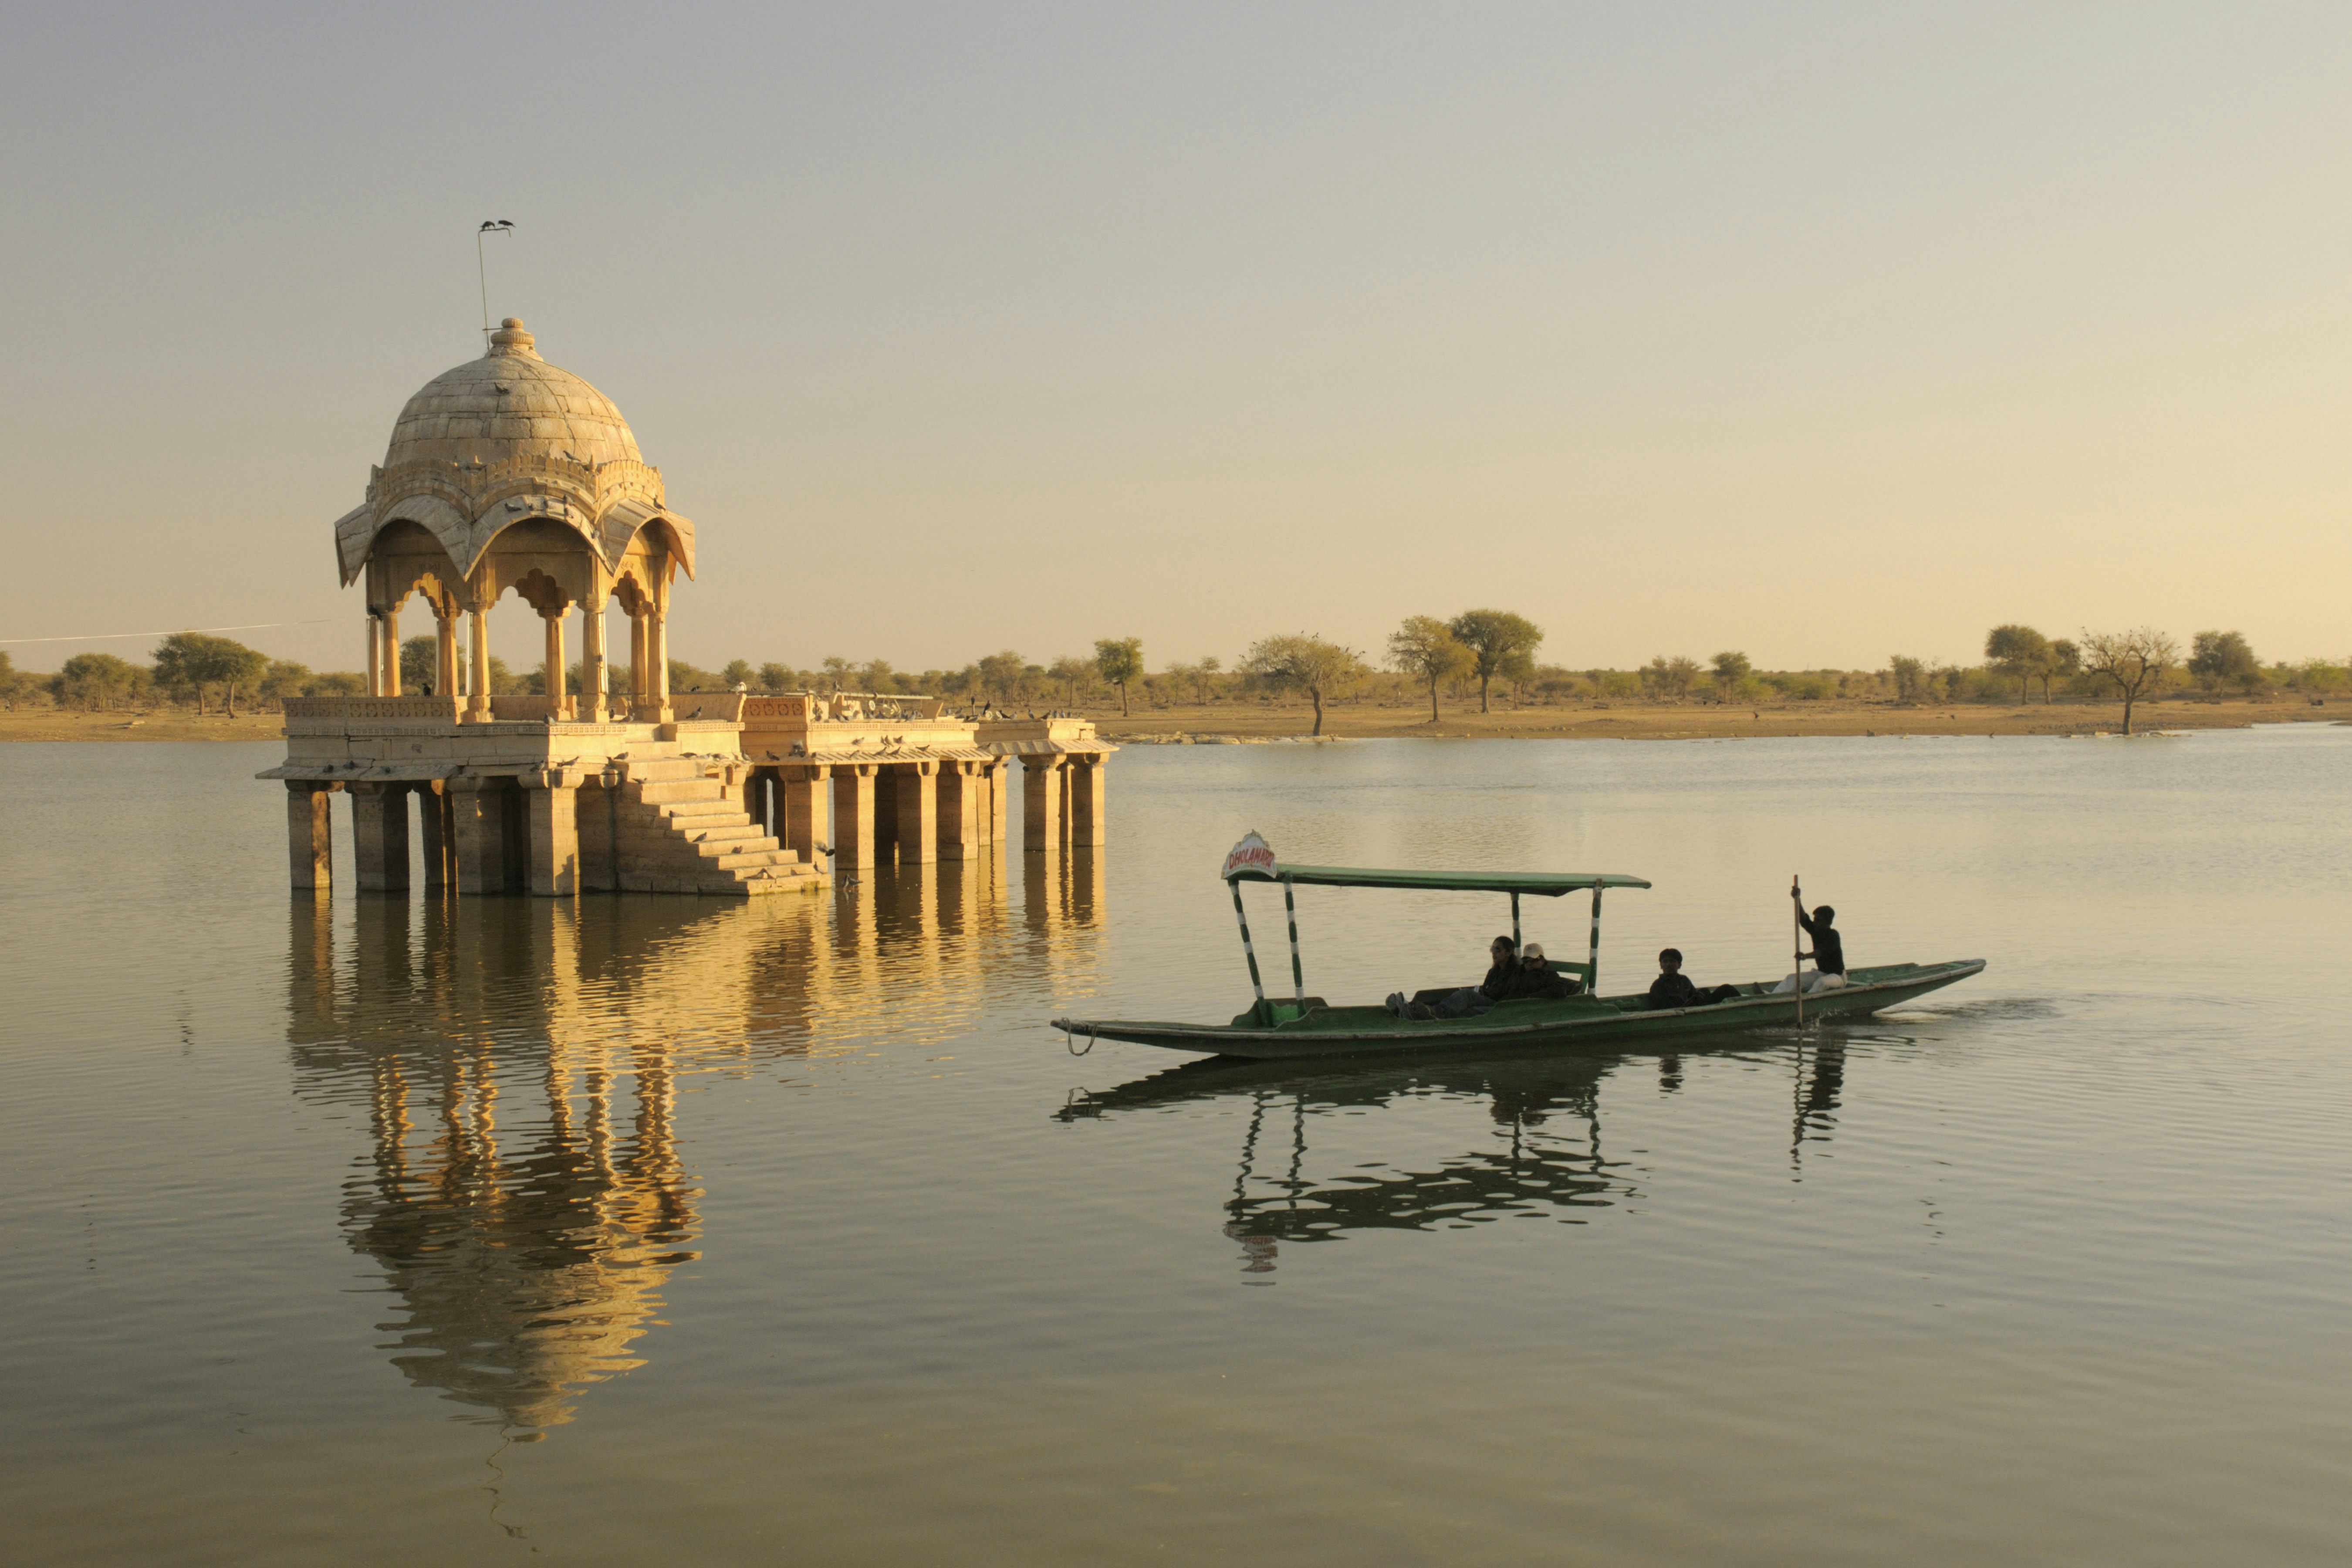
[1710, 651, 1751, 687]
[2045, 639, 2080, 702]
[757, 662, 795, 694]
[975, 650, 1028, 706]
[1639, 656, 1699, 700]
[2187, 630, 2261, 694]
[487, 656, 521, 695]
[399, 635, 440, 694]
[308, 671, 367, 696]
[2078, 628, 2179, 734]
[1888, 655, 1928, 702]
[667, 658, 723, 693]
[1242, 634, 1365, 737]
[152, 632, 267, 716]
[1386, 615, 1474, 723]
[1048, 654, 1093, 707]
[1984, 624, 2052, 703]
[51, 652, 146, 710]
[1093, 636, 1144, 716]
[259, 660, 312, 706]
[0, 651, 22, 707]
[1445, 610, 1544, 713]
[721, 659, 755, 690]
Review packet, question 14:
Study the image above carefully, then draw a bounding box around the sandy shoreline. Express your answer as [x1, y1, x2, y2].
[3, 694, 2335, 744]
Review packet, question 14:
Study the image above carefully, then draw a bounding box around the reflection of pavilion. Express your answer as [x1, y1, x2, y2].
[286, 843, 1102, 1428]
[1060, 1043, 1849, 1277]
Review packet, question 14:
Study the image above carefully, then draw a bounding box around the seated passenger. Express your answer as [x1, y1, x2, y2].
[1387, 935, 1518, 1020]
[1771, 899, 1851, 994]
[1648, 948, 1742, 1008]
[1512, 943, 1579, 1001]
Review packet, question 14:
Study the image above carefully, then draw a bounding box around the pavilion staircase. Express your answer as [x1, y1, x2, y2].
[614, 753, 823, 896]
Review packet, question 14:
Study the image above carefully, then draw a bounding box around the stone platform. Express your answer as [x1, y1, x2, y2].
[266, 693, 1112, 896]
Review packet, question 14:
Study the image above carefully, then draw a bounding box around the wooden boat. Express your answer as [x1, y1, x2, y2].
[1050, 833, 1984, 1061]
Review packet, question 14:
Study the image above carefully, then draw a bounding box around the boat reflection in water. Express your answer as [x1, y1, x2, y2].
[1058, 1038, 1851, 1279]
[284, 847, 1102, 1434]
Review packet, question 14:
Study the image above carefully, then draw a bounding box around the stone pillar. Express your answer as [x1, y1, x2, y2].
[1023, 755, 1065, 854]
[892, 762, 939, 865]
[986, 760, 1010, 843]
[436, 610, 458, 698]
[523, 772, 580, 896]
[448, 777, 507, 894]
[937, 763, 981, 862]
[784, 765, 830, 866]
[351, 783, 411, 892]
[1069, 754, 1107, 848]
[543, 612, 567, 718]
[466, 599, 492, 721]
[286, 781, 334, 891]
[419, 782, 453, 889]
[581, 594, 608, 722]
[366, 615, 382, 697]
[629, 608, 649, 714]
[383, 606, 402, 696]
[649, 598, 670, 716]
[832, 766, 876, 871]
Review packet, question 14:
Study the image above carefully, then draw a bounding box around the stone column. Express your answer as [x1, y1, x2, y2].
[783, 764, 831, 866]
[1069, 754, 1107, 848]
[286, 781, 334, 891]
[448, 777, 507, 894]
[649, 596, 670, 716]
[629, 608, 649, 715]
[436, 609, 458, 698]
[832, 766, 876, 871]
[986, 760, 1010, 843]
[581, 594, 608, 722]
[522, 771, 581, 896]
[936, 763, 981, 862]
[543, 612, 568, 718]
[892, 762, 939, 865]
[366, 615, 382, 697]
[351, 783, 411, 892]
[383, 606, 402, 696]
[466, 599, 493, 721]
[419, 782, 453, 889]
[1023, 755, 1065, 854]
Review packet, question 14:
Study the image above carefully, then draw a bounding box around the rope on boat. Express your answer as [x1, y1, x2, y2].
[1065, 1022, 1096, 1056]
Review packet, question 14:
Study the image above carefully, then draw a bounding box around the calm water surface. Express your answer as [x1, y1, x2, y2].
[2, 730, 2347, 1565]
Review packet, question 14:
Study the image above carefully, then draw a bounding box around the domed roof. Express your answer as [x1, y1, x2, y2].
[382, 319, 642, 470]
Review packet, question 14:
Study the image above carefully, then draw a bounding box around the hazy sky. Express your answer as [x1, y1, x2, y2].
[3, 3, 2346, 678]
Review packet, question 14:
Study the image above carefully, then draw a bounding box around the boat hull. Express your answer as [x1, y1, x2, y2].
[1053, 960, 1986, 1061]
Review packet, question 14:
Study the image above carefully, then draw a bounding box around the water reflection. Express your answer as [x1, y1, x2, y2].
[284, 847, 1102, 1433]
[1064, 1041, 1863, 1278]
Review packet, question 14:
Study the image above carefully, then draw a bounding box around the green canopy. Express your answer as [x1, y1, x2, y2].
[1227, 863, 1651, 896]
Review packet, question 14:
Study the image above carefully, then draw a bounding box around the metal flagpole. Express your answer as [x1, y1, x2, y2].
[476, 220, 515, 341]
[1281, 876, 1305, 1010]
[1791, 874, 1805, 1030]
[1230, 879, 1267, 1008]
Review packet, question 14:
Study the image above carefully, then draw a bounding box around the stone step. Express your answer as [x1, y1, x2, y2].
[618, 755, 698, 778]
[691, 835, 783, 860]
[674, 822, 770, 845]
[706, 848, 793, 871]
[656, 797, 742, 818]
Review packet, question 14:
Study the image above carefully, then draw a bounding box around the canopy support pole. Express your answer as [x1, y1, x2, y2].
[1510, 890, 1521, 950]
[1229, 879, 1267, 1007]
[1281, 875, 1305, 1009]
[1588, 885, 1603, 993]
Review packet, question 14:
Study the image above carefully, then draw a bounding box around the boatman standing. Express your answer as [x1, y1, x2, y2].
[1775, 891, 1849, 994]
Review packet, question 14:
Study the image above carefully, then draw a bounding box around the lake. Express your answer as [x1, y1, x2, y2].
[2, 729, 2346, 1565]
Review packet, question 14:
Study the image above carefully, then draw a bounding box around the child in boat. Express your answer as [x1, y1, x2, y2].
[1648, 949, 1741, 1008]
[1772, 898, 1850, 994]
[1515, 943, 1580, 1000]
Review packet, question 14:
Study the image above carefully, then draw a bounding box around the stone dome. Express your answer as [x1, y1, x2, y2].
[382, 318, 643, 470]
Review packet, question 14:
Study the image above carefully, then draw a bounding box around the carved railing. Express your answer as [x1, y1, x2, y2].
[487, 695, 574, 722]
[669, 692, 748, 722]
[742, 692, 945, 724]
[283, 696, 463, 723]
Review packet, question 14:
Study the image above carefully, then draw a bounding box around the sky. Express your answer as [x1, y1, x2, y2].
[2, 2, 2346, 679]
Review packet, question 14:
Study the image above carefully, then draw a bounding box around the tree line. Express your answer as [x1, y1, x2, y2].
[6, 619, 2341, 737]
